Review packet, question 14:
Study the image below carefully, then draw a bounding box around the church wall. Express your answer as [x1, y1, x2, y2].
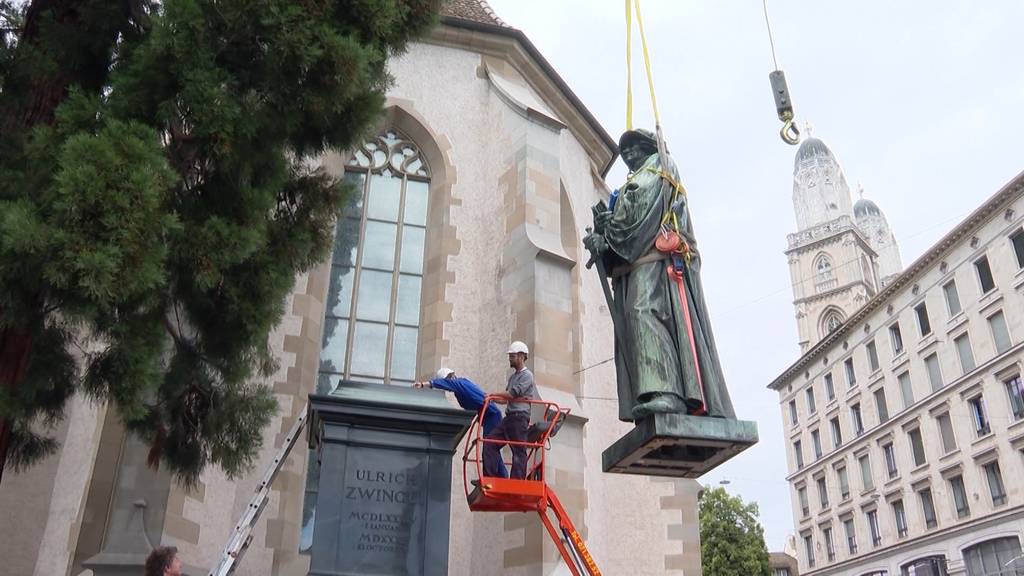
[0, 22, 703, 576]
[0, 393, 105, 576]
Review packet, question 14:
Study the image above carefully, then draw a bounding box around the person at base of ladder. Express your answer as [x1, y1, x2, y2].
[482, 341, 539, 479]
[415, 367, 508, 478]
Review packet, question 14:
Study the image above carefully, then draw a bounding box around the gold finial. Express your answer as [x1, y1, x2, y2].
[857, 183, 864, 199]
[803, 120, 814, 138]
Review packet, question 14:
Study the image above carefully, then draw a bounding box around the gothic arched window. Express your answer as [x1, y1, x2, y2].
[814, 253, 837, 293]
[317, 129, 430, 392]
[820, 309, 845, 338]
[302, 129, 432, 553]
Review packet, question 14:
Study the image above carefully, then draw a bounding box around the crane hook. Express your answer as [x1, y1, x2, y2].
[769, 70, 800, 145]
[780, 116, 800, 145]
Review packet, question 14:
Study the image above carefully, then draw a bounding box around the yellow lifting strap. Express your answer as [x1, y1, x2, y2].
[624, 0, 660, 130]
[624, 0, 668, 170]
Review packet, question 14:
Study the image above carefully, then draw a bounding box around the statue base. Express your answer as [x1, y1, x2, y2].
[602, 413, 758, 478]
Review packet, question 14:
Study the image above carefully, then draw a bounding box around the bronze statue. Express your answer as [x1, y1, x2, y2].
[585, 129, 736, 422]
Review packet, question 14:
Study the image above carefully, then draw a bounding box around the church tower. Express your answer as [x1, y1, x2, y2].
[786, 134, 884, 352]
[854, 189, 903, 287]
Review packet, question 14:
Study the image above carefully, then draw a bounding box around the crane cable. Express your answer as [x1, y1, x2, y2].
[762, 0, 801, 145]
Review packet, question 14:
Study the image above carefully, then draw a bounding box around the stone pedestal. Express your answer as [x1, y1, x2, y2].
[307, 382, 474, 576]
[602, 413, 758, 478]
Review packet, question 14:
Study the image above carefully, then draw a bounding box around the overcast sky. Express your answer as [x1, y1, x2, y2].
[487, 0, 1024, 551]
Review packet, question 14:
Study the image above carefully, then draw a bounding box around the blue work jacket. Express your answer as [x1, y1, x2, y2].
[430, 377, 503, 434]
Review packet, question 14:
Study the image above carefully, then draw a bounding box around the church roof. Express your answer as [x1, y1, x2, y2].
[794, 136, 833, 171]
[853, 197, 882, 218]
[440, 0, 508, 27]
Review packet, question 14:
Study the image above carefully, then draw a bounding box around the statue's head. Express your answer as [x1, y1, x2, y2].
[618, 129, 659, 171]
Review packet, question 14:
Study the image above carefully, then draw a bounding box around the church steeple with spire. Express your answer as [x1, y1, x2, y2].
[785, 129, 902, 352]
[791, 125, 855, 230]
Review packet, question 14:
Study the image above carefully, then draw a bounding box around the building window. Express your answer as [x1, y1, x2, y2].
[963, 537, 1024, 576]
[1007, 375, 1024, 421]
[883, 442, 898, 479]
[812, 429, 823, 460]
[845, 357, 857, 387]
[1011, 228, 1024, 269]
[775, 570, 791, 576]
[936, 412, 957, 454]
[831, 416, 843, 448]
[908, 428, 927, 467]
[892, 499, 908, 538]
[983, 460, 1007, 507]
[838, 465, 850, 500]
[943, 280, 962, 317]
[975, 255, 996, 294]
[902, 555, 949, 576]
[915, 302, 932, 337]
[919, 488, 938, 529]
[874, 387, 889, 424]
[859, 454, 873, 491]
[844, 517, 858, 554]
[815, 254, 837, 293]
[925, 353, 943, 391]
[867, 340, 880, 372]
[821, 309, 844, 336]
[988, 311, 1012, 354]
[825, 372, 836, 401]
[806, 386, 817, 414]
[950, 474, 970, 518]
[898, 371, 914, 410]
[789, 399, 798, 426]
[794, 440, 804, 469]
[799, 485, 810, 517]
[818, 476, 829, 509]
[890, 322, 904, 355]
[968, 395, 991, 437]
[851, 403, 864, 436]
[823, 526, 836, 562]
[867, 509, 882, 547]
[804, 533, 816, 567]
[320, 130, 431, 390]
[955, 332, 976, 374]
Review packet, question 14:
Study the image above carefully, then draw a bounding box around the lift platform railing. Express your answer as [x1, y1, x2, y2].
[461, 396, 601, 576]
[461, 395, 568, 505]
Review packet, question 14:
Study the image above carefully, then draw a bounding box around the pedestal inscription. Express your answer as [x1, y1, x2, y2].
[338, 450, 426, 573]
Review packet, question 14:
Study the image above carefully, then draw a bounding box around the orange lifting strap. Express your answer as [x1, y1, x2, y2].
[462, 397, 602, 576]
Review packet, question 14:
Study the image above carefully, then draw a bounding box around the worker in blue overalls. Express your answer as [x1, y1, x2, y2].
[415, 368, 508, 478]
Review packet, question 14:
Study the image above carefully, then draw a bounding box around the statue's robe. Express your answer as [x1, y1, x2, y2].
[600, 152, 736, 422]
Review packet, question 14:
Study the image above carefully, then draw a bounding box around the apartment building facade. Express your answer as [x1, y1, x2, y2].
[771, 170, 1024, 575]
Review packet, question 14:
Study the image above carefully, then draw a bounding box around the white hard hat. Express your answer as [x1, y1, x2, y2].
[435, 367, 455, 380]
[507, 341, 529, 355]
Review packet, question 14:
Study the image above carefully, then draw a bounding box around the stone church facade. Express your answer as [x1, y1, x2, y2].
[788, 135, 903, 353]
[0, 3, 704, 575]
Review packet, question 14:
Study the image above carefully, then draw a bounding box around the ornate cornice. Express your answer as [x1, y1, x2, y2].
[770, 170, 1024, 391]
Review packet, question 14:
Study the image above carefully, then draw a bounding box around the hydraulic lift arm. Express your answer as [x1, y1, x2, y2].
[538, 487, 602, 576]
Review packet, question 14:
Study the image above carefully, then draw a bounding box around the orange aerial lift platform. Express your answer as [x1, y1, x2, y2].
[462, 396, 601, 576]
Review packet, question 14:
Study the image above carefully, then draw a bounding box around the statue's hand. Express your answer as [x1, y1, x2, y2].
[583, 227, 608, 269]
[593, 210, 613, 233]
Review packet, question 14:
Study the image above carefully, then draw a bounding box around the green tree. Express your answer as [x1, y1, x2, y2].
[0, 0, 440, 486]
[700, 486, 771, 576]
